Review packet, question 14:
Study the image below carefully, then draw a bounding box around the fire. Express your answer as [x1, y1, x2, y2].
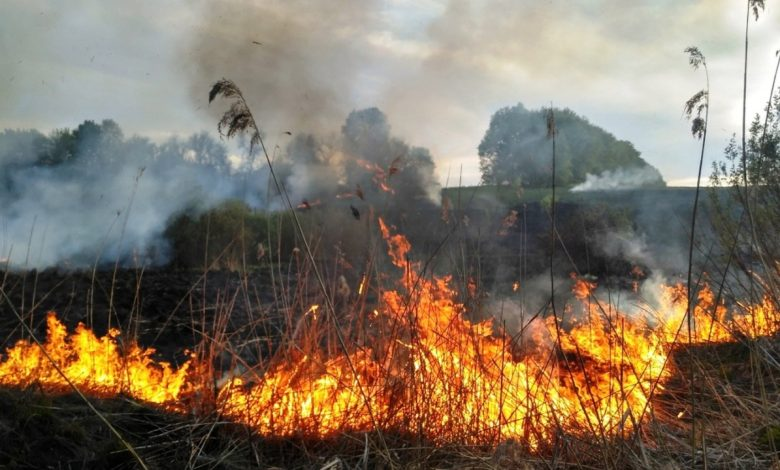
[296, 198, 321, 210]
[657, 283, 778, 343]
[571, 275, 597, 301]
[0, 313, 192, 407]
[356, 159, 396, 194]
[0, 222, 778, 449]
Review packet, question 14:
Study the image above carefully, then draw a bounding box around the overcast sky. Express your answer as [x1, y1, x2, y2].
[2, 0, 779, 186]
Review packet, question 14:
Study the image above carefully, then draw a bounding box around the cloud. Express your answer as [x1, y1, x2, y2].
[374, 0, 780, 185]
[0, 0, 201, 135]
[186, 0, 385, 136]
[3, 0, 780, 188]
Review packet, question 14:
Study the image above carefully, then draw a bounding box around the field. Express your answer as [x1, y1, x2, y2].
[1, 187, 779, 468]
[2, 5, 779, 465]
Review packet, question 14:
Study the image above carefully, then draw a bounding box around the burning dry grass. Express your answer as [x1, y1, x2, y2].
[0, 313, 194, 405]
[1, 222, 780, 468]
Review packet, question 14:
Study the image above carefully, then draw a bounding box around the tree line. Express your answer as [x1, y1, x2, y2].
[478, 104, 665, 188]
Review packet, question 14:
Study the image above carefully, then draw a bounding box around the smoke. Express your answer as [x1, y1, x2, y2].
[183, 1, 444, 235]
[586, 215, 692, 277]
[571, 167, 665, 192]
[274, 107, 440, 212]
[187, 0, 381, 136]
[0, 125, 255, 269]
[0, 107, 440, 270]
[594, 231, 653, 268]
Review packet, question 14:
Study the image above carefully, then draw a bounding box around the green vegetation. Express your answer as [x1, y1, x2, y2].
[164, 200, 296, 271]
[3, 3, 780, 469]
[709, 51, 780, 301]
[478, 104, 665, 188]
[441, 184, 704, 208]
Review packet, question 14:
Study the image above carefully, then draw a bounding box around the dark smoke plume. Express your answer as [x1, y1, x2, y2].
[187, 0, 380, 136]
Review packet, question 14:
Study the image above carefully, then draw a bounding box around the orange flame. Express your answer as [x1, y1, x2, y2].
[0, 313, 193, 407]
[356, 159, 396, 194]
[657, 283, 777, 342]
[0, 225, 778, 448]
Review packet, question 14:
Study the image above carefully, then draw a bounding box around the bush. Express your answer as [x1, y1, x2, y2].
[164, 200, 297, 270]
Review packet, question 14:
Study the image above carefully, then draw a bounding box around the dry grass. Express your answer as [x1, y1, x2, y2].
[3, 224, 780, 469]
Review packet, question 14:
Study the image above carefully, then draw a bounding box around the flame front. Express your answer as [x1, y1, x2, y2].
[0, 314, 192, 407]
[1, 223, 778, 448]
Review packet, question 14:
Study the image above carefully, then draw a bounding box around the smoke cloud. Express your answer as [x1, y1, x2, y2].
[187, 0, 382, 137]
[571, 167, 665, 192]
[0, 107, 440, 270]
[0, 125, 253, 269]
[593, 231, 653, 268]
[274, 108, 440, 209]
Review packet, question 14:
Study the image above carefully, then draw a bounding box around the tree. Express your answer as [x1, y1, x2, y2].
[37, 128, 76, 166]
[154, 132, 230, 174]
[185, 131, 230, 172]
[0, 129, 49, 195]
[710, 87, 780, 298]
[478, 104, 664, 188]
[340, 107, 439, 204]
[0, 129, 48, 166]
[73, 119, 125, 167]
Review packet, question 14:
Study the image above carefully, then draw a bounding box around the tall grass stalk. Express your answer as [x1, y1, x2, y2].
[683, 44, 710, 459]
[208, 79, 391, 458]
[107, 167, 144, 334]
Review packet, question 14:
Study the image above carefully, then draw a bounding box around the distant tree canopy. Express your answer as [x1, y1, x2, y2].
[0, 119, 240, 212]
[478, 104, 665, 188]
[0, 119, 261, 268]
[341, 108, 438, 203]
[0, 120, 231, 177]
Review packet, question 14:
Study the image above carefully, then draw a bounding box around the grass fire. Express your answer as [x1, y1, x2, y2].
[3, 1, 780, 468]
[2, 221, 780, 467]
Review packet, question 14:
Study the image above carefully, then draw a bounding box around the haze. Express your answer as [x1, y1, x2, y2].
[2, 0, 779, 186]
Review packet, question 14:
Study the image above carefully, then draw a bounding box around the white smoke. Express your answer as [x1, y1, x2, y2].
[0, 108, 441, 270]
[0, 133, 255, 269]
[571, 166, 664, 192]
[595, 231, 652, 267]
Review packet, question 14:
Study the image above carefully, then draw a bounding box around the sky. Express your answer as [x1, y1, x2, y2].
[1, 0, 779, 187]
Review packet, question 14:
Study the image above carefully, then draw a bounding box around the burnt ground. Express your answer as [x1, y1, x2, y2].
[0, 268, 283, 366]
